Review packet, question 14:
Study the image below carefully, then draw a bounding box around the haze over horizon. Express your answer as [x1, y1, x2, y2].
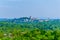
[0, 0, 60, 19]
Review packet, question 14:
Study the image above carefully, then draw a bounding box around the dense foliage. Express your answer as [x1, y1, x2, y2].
[0, 19, 60, 40]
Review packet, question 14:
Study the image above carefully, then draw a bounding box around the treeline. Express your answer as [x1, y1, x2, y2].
[0, 19, 60, 40]
[0, 29, 60, 40]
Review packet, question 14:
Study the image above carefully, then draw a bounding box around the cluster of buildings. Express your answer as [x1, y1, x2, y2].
[12, 16, 49, 23]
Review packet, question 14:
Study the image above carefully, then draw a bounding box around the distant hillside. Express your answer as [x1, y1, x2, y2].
[0, 17, 60, 30]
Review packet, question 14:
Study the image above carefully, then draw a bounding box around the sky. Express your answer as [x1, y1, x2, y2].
[0, 0, 60, 19]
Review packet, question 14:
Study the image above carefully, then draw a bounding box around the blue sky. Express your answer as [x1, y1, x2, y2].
[0, 0, 60, 18]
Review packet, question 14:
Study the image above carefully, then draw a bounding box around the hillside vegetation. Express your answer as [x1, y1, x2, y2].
[0, 18, 60, 40]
